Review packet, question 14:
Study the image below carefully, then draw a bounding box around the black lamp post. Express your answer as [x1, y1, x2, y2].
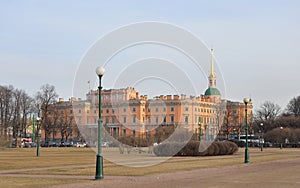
[95, 66, 105, 180]
[244, 98, 250, 163]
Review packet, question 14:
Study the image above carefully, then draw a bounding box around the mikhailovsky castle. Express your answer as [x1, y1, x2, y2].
[43, 49, 253, 144]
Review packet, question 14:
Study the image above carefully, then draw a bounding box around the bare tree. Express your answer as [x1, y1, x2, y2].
[19, 91, 33, 138]
[59, 110, 76, 142]
[255, 101, 281, 121]
[0, 85, 33, 147]
[50, 106, 59, 141]
[35, 84, 58, 145]
[222, 110, 231, 139]
[0, 85, 14, 140]
[286, 96, 300, 116]
[11, 89, 22, 146]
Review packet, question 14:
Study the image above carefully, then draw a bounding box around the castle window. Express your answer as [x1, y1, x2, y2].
[185, 116, 188, 124]
[170, 115, 174, 123]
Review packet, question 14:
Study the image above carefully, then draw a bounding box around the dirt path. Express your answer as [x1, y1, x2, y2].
[48, 158, 300, 188]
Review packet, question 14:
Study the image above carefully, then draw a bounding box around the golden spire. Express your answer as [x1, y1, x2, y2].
[209, 48, 216, 78]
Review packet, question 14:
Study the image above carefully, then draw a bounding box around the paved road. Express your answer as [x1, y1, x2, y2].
[50, 158, 300, 188]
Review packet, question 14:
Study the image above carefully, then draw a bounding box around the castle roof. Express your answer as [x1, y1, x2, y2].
[204, 87, 221, 96]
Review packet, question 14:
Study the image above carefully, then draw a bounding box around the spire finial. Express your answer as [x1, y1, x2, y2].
[209, 48, 216, 78]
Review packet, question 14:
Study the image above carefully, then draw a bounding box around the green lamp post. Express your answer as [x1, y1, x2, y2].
[198, 122, 202, 141]
[280, 126, 283, 149]
[95, 66, 105, 180]
[244, 98, 250, 163]
[36, 117, 41, 157]
[32, 115, 35, 143]
[260, 123, 264, 152]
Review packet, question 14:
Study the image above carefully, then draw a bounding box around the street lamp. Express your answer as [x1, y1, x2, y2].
[260, 123, 264, 151]
[233, 128, 237, 139]
[280, 126, 283, 149]
[32, 114, 35, 142]
[198, 122, 202, 142]
[95, 66, 105, 180]
[36, 117, 41, 157]
[243, 98, 250, 163]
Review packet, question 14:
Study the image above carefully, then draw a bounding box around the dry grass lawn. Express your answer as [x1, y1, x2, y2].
[0, 147, 299, 188]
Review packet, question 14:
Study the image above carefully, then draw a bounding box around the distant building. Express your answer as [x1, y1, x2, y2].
[42, 49, 252, 143]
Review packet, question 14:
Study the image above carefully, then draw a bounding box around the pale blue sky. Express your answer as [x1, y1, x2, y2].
[1, 0, 300, 110]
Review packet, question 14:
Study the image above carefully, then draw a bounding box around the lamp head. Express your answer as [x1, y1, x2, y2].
[243, 98, 250, 104]
[96, 67, 105, 76]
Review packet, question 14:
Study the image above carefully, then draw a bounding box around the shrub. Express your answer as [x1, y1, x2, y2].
[154, 141, 238, 156]
[224, 141, 239, 155]
[117, 137, 154, 147]
[153, 142, 187, 156]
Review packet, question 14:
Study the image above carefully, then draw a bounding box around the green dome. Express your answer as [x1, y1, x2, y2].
[204, 87, 221, 96]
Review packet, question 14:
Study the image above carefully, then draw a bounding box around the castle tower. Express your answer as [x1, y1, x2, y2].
[204, 49, 221, 98]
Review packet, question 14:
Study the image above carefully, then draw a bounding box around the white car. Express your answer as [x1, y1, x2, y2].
[76, 142, 87, 147]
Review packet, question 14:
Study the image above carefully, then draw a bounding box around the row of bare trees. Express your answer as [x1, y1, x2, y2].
[218, 96, 300, 144]
[46, 104, 79, 144]
[252, 97, 300, 144]
[0, 84, 78, 147]
[0, 85, 33, 145]
[254, 96, 300, 131]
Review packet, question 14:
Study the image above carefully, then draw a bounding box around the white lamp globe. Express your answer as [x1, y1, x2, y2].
[96, 67, 105, 76]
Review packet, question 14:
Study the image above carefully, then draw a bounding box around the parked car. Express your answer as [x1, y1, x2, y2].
[75, 142, 87, 147]
[30, 142, 37, 147]
[41, 141, 58, 147]
[22, 142, 37, 148]
[59, 142, 72, 147]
